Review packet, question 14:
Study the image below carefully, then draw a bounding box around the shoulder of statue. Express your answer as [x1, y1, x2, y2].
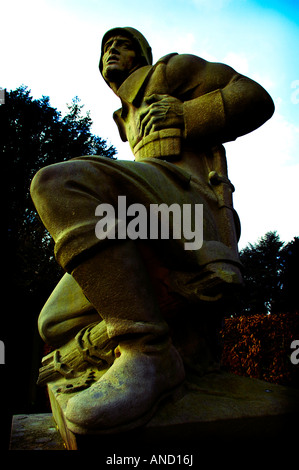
[161, 53, 208, 95]
[155, 53, 206, 67]
[155, 53, 178, 65]
[167, 53, 207, 69]
[154, 53, 207, 85]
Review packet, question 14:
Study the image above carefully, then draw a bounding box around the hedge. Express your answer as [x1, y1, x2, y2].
[220, 311, 299, 387]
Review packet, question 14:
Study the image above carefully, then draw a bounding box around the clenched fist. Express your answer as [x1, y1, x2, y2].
[138, 94, 184, 137]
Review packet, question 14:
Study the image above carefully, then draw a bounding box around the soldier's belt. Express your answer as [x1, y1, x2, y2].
[133, 128, 182, 161]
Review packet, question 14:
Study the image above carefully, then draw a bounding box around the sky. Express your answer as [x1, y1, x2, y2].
[1, 0, 299, 249]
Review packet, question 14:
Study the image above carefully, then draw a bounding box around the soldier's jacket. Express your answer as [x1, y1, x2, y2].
[113, 52, 274, 161]
[112, 52, 274, 260]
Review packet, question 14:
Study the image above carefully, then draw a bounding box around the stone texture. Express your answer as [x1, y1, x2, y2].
[9, 414, 65, 450]
[30, 26, 276, 437]
[47, 371, 299, 450]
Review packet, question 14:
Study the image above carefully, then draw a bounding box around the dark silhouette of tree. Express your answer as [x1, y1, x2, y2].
[273, 236, 299, 314]
[3, 85, 116, 302]
[234, 231, 298, 315]
[1, 85, 116, 414]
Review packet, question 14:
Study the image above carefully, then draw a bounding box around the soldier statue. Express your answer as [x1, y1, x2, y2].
[30, 27, 274, 434]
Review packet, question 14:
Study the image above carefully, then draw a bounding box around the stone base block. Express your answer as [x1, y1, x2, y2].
[9, 414, 65, 450]
[46, 371, 299, 450]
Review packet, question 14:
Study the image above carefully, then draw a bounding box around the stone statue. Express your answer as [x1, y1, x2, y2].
[30, 27, 274, 435]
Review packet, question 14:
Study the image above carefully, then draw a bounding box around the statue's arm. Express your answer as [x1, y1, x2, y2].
[166, 54, 275, 145]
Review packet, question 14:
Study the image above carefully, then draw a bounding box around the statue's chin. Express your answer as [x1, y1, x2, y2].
[103, 68, 129, 87]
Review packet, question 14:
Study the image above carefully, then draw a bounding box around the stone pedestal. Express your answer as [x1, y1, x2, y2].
[45, 371, 299, 450]
[9, 414, 65, 450]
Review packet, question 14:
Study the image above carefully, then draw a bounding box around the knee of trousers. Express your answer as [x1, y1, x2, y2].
[30, 161, 70, 208]
[30, 160, 106, 212]
[30, 159, 118, 270]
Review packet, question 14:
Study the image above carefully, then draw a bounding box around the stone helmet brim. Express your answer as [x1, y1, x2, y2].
[99, 27, 153, 78]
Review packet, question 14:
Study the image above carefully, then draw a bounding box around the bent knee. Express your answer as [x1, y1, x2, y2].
[30, 162, 64, 201]
[30, 160, 89, 202]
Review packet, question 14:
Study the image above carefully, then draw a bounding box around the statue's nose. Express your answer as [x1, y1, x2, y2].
[109, 41, 120, 54]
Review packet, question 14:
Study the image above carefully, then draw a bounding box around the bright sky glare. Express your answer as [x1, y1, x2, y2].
[2, 0, 299, 248]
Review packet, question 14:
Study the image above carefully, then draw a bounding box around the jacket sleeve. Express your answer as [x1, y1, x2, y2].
[166, 54, 275, 145]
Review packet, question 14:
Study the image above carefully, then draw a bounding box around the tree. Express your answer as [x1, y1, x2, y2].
[1, 86, 116, 412]
[3, 85, 116, 300]
[234, 231, 298, 315]
[273, 236, 299, 314]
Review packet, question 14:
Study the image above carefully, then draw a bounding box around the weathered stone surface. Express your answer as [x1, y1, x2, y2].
[30, 26, 275, 436]
[9, 414, 65, 450]
[9, 371, 298, 451]
[47, 371, 299, 450]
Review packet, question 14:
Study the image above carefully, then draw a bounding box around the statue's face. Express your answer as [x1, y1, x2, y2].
[102, 35, 138, 87]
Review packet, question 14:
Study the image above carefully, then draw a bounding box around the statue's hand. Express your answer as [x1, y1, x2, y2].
[138, 94, 184, 137]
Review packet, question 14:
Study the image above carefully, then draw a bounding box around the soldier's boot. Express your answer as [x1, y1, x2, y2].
[65, 241, 185, 434]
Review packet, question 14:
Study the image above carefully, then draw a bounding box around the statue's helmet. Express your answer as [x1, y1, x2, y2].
[99, 27, 153, 78]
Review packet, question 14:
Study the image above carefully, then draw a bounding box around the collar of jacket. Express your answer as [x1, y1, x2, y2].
[116, 53, 178, 106]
